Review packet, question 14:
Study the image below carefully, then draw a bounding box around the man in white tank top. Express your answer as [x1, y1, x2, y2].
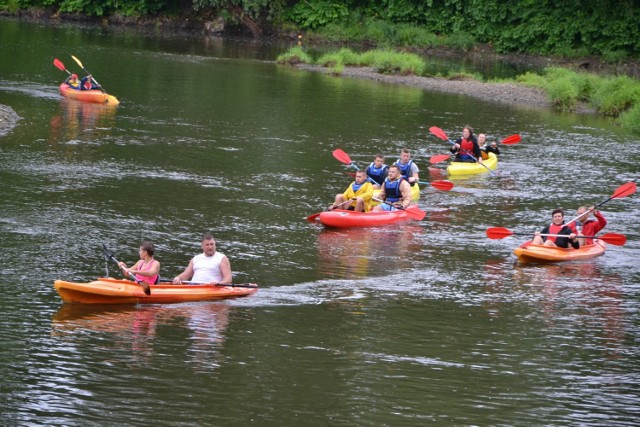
[172, 233, 232, 285]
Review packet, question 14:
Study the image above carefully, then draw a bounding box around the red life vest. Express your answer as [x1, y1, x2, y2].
[460, 138, 474, 152]
[547, 223, 564, 243]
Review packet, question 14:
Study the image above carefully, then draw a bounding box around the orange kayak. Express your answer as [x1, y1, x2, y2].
[59, 83, 119, 105]
[54, 278, 257, 304]
[513, 240, 606, 262]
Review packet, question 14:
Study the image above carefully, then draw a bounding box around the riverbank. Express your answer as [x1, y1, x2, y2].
[295, 64, 597, 113]
[0, 104, 20, 137]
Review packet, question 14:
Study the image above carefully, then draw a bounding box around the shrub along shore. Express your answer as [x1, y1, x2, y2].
[278, 47, 640, 131]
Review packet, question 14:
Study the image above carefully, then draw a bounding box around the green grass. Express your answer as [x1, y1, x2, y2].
[276, 46, 312, 65]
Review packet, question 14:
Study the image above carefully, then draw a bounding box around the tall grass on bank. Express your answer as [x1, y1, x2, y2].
[517, 66, 640, 124]
[279, 47, 427, 76]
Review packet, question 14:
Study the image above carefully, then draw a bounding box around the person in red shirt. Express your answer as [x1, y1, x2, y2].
[575, 206, 607, 246]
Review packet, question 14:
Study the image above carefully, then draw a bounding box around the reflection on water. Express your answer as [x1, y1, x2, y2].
[52, 302, 231, 372]
[49, 99, 117, 145]
[316, 224, 423, 279]
[482, 259, 626, 358]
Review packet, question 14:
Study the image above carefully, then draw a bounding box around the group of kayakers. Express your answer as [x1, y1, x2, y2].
[328, 147, 420, 213]
[327, 126, 504, 214]
[64, 73, 101, 91]
[117, 233, 232, 287]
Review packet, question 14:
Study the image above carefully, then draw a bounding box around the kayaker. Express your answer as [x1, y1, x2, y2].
[118, 241, 161, 285]
[365, 153, 388, 188]
[395, 148, 420, 186]
[450, 126, 482, 163]
[372, 164, 413, 212]
[479, 133, 500, 159]
[172, 233, 232, 286]
[80, 75, 100, 91]
[532, 209, 580, 249]
[574, 206, 607, 246]
[64, 73, 80, 89]
[329, 170, 374, 212]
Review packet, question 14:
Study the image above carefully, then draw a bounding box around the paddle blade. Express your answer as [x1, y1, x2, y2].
[501, 134, 521, 145]
[430, 180, 454, 191]
[429, 126, 449, 141]
[486, 227, 515, 239]
[612, 182, 636, 199]
[332, 148, 352, 165]
[405, 206, 427, 221]
[598, 233, 626, 246]
[306, 213, 321, 222]
[429, 154, 451, 164]
[71, 54, 84, 69]
[53, 58, 66, 72]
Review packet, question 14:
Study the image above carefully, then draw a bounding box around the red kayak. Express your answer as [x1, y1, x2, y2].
[318, 206, 425, 228]
[59, 83, 119, 105]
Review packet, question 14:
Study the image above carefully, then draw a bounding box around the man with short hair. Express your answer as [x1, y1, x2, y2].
[172, 234, 232, 285]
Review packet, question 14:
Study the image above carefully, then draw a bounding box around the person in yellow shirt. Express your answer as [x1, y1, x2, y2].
[329, 170, 374, 212]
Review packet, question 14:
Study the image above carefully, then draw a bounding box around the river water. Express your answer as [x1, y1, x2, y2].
[1, 18, 639, 426]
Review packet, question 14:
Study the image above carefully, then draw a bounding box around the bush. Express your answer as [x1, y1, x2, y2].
[316, 48, 360, 67]
[591, 76, 640, 116]
[287, 0, 350, 30]
[618, 104, 640, 132]
[547, 77, 579, 111]
[276, 47, 312, 65]
[516, 71, 549, 89]
[365, 50, 425, 75]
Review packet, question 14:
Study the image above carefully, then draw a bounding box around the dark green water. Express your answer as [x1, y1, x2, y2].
[1, 18, 639, 426]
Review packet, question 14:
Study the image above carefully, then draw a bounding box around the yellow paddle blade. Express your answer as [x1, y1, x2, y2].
[71, 55, 83, 69]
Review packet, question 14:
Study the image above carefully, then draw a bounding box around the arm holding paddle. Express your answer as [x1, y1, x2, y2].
[330, 170, 374, 212]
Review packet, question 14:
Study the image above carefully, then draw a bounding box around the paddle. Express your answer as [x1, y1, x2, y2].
[419, 180, 454, 191]
[71, 54, 105, 92]
[332, 148, 358, 170]
[102, 243, 151, 295]
[486, 227, 626, 246]
[372, 197, 426, 220]
[565, 182, 637, 227]
[500, 134, 522, 145]
[53, 58, 72, 75]
[158, 278, 257, 288]
[429, 126, 497, 176]
[429, 153, 452, 164]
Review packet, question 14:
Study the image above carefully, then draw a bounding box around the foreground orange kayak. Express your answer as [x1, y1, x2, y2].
[54, 278, 257, 304]
[59, 83, 119, 105]
[513, 240, 606, 263]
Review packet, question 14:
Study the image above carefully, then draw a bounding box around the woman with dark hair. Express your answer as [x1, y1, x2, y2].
[450, 125, 481, 163]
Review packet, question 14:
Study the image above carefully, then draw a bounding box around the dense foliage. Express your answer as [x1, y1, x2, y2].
[3, 0, 638, 59]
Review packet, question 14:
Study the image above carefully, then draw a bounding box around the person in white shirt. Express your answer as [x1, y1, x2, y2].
[172, 233, 232, 285]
